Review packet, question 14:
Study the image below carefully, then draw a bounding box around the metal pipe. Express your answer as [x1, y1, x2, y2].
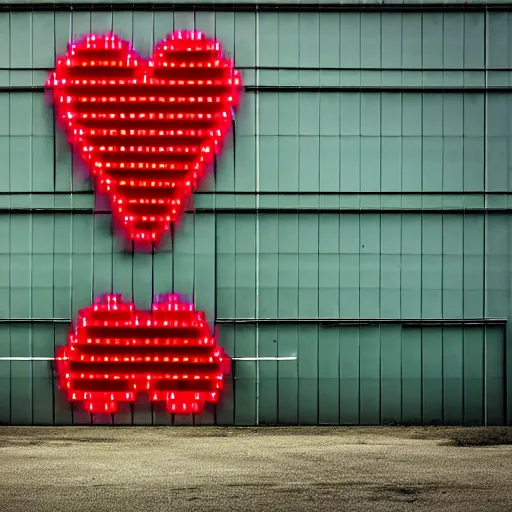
[254, 12, 261, 426]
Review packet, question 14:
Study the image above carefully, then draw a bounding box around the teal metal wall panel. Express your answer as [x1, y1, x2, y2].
[421, 328, 443, 424]
[442, 328, 464, 425]
[464, 329, 485, 426]
[233, 325, 257, 426]
[257, 325, 278, 424]
[318, 328, 340, 424]
[277, 325, 299, 424]
[0, 322, 504, 426]
[297, 325, 319, 424]
[339, 327, 360, 425]
[380, 326, 402, 424]
[0, 4, 510, 425]
[486, 327, 506, 426]
[401, 328, 422, 424]
[359, 326, 381, 425]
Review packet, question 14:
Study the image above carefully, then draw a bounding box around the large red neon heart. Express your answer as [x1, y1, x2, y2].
[55, 294, 231, 414]
[47, 32, 242, 244]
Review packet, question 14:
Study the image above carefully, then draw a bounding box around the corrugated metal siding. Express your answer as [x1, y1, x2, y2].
[0, 2, 510, 425]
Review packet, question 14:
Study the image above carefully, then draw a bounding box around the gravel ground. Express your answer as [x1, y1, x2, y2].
[0, 426, 511, 512]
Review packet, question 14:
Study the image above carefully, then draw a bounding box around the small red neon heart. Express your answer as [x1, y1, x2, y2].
[47, 31, 242, 244]
[55, 293, 231, 415]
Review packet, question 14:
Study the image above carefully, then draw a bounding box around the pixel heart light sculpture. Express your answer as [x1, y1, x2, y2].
[47, 31, 242, 245]
[55, 294, 231, 414]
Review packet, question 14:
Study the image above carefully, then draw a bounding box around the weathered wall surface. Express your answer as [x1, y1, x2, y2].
[0, 1, 510, 425]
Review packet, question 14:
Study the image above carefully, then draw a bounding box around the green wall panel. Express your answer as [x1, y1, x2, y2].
[0, 323, 506, 426]
[216, 325, 235, 425]
[0, 6, 510, 426]
[233, 325, 257, 426]
[401, 329, 422, 425]
[0, 327, 10, 424]
[359, 327, 380, 425]
[212, 213, 493, 323]
[297, 325, 318, 424]
[0, 92, 495, 195]
[485, 327, 506, 426]
[421, 328, 443, 424]
[277, 325, 299, 424]
[32, 326, 55, 425]
[380, 326, 402, 424]
[0, 209, 508, 426]
[257, 325, 278, 425]
[339, 327, 360, 425]
[464, 328, 485, 426]
[318, 328, 340, 424]
[442, 328, 464, 425]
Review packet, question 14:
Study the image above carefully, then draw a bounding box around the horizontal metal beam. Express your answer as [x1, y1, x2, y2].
[195, 207, 512, 215]
[2, 85, 511, 94]
[1, 207, 511, 215]
[2, 66, 511, 73]
[0, 2, 509, 13]
[217, 318, 508, 327]
[2, 317, 506, 327]
[249, 86, 507, 94]
[0, 318, 70, 324]
[2, 190, 512, 197]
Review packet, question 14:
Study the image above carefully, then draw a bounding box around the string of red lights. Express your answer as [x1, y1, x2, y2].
[55, 293, 231, 414]
[47, 31, 242, 245]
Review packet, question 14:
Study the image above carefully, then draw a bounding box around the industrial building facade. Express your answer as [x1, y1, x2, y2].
[0, 0, 511, 426]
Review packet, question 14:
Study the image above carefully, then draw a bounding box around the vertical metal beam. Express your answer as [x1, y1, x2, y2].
[483, 8, 488, 426]
[254, 11, 261, 426]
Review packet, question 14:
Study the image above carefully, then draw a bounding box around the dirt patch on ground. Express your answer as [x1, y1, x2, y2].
[0, 427, 511, 511]
[442, 427, 512, 447]
[5, 424, 511, 442]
